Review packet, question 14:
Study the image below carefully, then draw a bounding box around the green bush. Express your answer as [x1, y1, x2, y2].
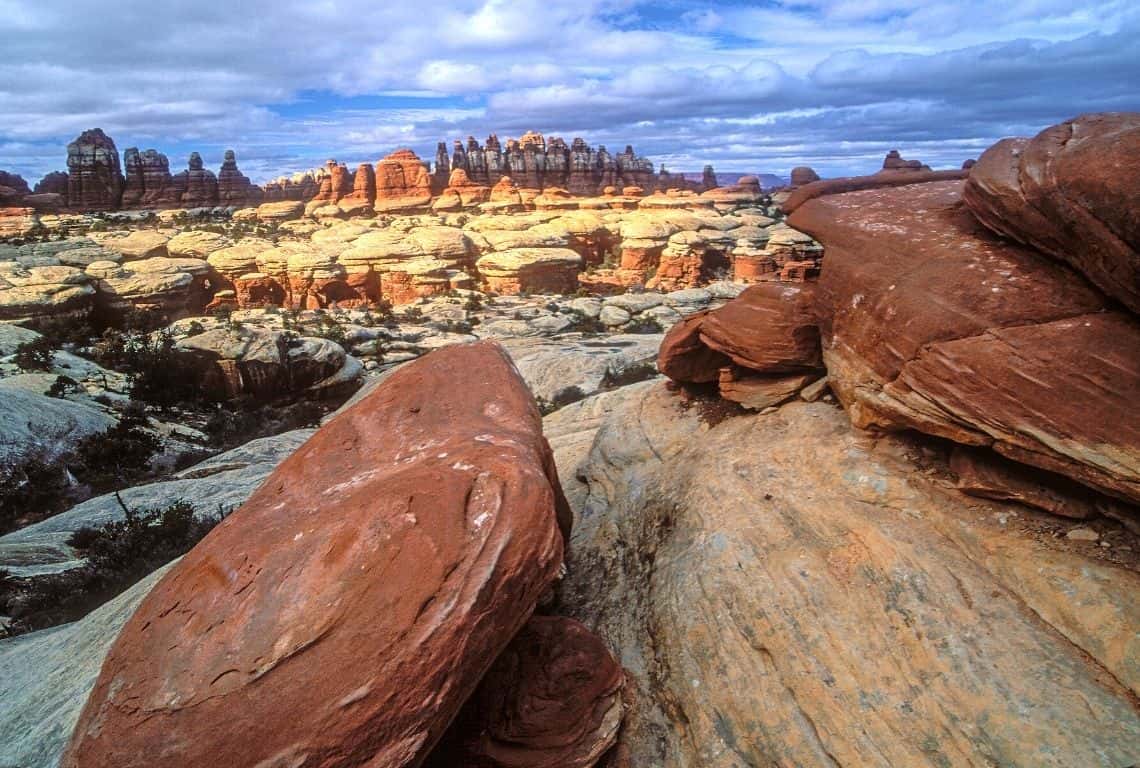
[0, 454, 71, 534]
[1, 499, 227, 635]
[72, 408, 161, 489]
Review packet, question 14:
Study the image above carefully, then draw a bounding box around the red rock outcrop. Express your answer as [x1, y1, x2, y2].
[0, 171, 31, 205]
[66, 129, 123, 211]
[62, 341, 570, 768]
[120, 148, 180, 209]
[428, 616, 625, 768]
[789, 166, 820, 187]
[781, 169, 969, 214]
[788, 177, 1140, 505]
[312, 159, 353, 205]
[881, 149, 930, 172]
[180, 152, 219, 208]
[217, 149, 263, 207]
[34, 171, 69, 198]
[658, 310, 730, 383]
[374, 148, 433, 212]
[963, 112, 1140, 313]
[658, 283, 822, 391]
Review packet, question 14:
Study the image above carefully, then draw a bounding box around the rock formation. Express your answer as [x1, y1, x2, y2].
[963, 112, 1140, 313]
[61, 341, 570, 768]
[373, 148, 433, 212]
[217, 150, 263, 207]
[558, 383, 1140, 765]
[33, 171, 68, 198]
[428, 615, 625, 768]
[0, 171, 31, 205]
[179, 152, 219, 208]
[66, 129, 123, 211]
[789, 166, 820, 186]
[120, 148, 179, 209]
[786, 174, 1140, 505]
[881, 149, 930, 172]
[441, 134, 657, 198]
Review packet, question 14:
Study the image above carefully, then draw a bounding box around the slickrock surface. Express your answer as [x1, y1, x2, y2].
[560, 385, 1140, 766]
[428, 616, 625, 768]
[0, 430, 314, 578]
[963, 112, 1140, 312]
[62, 342, 569, 768]
[788, 179, 1140, 505]
[0, 564, 176, 768]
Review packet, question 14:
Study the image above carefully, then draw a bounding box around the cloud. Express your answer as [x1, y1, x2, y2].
[0, 0, 1137, 182]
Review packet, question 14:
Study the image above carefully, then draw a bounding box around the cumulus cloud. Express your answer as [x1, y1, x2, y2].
[0, 0, 1137, 182]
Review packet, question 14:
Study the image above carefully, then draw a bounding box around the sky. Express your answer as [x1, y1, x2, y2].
[1, 0, 1138, 184]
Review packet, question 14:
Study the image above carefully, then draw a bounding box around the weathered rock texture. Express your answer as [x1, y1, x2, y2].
[428, 616, 625, 768]
[963, 112, 1140, 313]
[179, 152, 219, 208]
[374, 148, 433, 212]
[788, 177, 1140, 505]
[66, 129, 123, 211]
[217, 150, 263, 207]
[120, 148, 178, 208]
[441, 134, 658, 197]
[62, 341, 569, 768]
[559, 384, 1140, 766]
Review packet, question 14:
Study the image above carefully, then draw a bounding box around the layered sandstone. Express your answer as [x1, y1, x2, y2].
[374, 148, 433, 212]
[217, 150, 263, 207]
[787, 177, 1140, 505]
[66, 129, 123, 211]
[963, 112, 1140, 313]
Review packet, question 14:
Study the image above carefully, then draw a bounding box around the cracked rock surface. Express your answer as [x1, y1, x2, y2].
[558, 384, 1140, 767]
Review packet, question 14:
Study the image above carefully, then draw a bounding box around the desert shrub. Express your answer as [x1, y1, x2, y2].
[23, 313, 97, 346]
[47, 375, 80, 398]
[432, 319, 474, 334]
[310, 316, 347, 345]
[563, 310, 607, 335]
[536, 385, 588, 415]
[0, 499, 227, 635]
[464, 294, 483, 311]
[0, 454, 71, 534]
[72, 408, 162, 489]
[624, 317, 662, 334]
[401, 306, 424, 322]
[13, 336, 57, 371]
[93, 329, 201, 407]
[203, 400, 326, 449]
[602, 360, 659, 389]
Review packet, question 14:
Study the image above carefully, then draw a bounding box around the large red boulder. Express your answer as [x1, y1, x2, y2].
[699, 283, 821, 373]
[427, 616, 626, 768]
[788, 178, 1140, 505]
[62, 341, 570, 768]
[963, 112, 1140, 313]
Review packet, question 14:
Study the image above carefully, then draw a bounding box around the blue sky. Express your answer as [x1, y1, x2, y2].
[1, 0, 1138, 184]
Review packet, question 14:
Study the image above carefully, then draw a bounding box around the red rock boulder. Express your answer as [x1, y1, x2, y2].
[62, 341, 571, 768]
[963, 112, 1140, 313]
[789, 166, 820, 187]
[700, 283, 821, 373]
[788, 177, 1140, 505]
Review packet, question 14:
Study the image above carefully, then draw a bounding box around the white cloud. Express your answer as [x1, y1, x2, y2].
[0, 0, 1136, 182]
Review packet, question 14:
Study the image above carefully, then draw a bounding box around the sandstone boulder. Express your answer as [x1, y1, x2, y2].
[374, 148, 433, 212]
[963, 112, 1140, 313]
[62, 342, 568, 768]
[788, 178, 1140, 505]
[255, 200, 304, 223]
